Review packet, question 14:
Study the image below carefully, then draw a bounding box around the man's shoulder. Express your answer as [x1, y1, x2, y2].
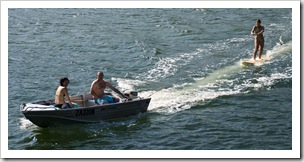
[58, 86, 65, 90]
[104, 80, 111, 85]
[92, 79, 98, 84]
[57, 86, 66, 93]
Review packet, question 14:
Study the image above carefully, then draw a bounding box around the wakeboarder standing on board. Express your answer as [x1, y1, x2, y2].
[251, 19, 264, 60]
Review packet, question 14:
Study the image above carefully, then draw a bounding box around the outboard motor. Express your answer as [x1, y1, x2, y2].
[123, 90, 140, 100]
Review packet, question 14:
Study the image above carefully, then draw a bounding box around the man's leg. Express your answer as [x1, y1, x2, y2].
[253, 40, 259, 60]
[258, 42, 264, 59]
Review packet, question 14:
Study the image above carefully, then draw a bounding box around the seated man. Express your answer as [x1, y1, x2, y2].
[55, 77, 74, 109]
[90, 71, 126, 105]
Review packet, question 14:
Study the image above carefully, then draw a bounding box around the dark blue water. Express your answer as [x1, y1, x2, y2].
[8, 8, 292, 150]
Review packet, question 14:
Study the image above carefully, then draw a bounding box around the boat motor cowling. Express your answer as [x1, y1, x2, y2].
[123, 90, 139, 100]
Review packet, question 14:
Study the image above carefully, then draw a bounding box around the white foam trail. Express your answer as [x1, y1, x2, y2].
[140, 41, 292, 114]
[266, 41, 291, 57]
[112, 77, 146, 91]
[144, 70, 291, 114]
[145, 57, 178, 81]
[137, 49, 203, 82]
[141, 83, 240, 113]
[191, 62, 241, 89]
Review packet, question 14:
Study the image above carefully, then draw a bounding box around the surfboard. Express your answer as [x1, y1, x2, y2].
[241, 55, 271, 66]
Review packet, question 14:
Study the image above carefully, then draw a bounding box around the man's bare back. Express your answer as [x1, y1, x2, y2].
[55, 77, 73, 108]
[55, 86, 66, 104]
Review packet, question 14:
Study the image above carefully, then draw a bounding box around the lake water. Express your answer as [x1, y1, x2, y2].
[8, 8, 292, 152]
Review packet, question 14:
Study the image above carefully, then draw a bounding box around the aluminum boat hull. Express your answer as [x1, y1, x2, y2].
[20, 98, 151, 128]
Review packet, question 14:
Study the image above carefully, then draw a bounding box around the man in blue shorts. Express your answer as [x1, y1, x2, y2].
[90, 71, 127, 105]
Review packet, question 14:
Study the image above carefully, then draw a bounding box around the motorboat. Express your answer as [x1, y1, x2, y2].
[20, 91, 151, 128]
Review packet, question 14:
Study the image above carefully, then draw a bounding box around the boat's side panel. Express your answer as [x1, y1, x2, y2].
[95, 98, 150, 120]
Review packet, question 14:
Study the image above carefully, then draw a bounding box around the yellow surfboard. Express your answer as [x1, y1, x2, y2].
[241, 56, 271, 66]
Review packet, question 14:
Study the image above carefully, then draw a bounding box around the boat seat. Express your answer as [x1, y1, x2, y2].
[70, 93, 94, 107]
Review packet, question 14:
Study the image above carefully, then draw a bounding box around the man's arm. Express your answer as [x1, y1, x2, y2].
[64, 88, 74, 108]
[106, 82, 126, 98]
[90, 81, 98, 99]
[257, 26, 264, 35]
[251, 26, 256, 35]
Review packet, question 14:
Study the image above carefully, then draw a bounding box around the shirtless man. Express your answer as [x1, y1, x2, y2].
[251, 19, 265, 60]
[90, 71, 126, 105]
[55, 77, 73, 109]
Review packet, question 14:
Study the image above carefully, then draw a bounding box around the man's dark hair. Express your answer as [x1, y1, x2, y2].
[60, 77, 69, 86]
[97, 71, 104, 78]
[256, 19, 261, 23]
